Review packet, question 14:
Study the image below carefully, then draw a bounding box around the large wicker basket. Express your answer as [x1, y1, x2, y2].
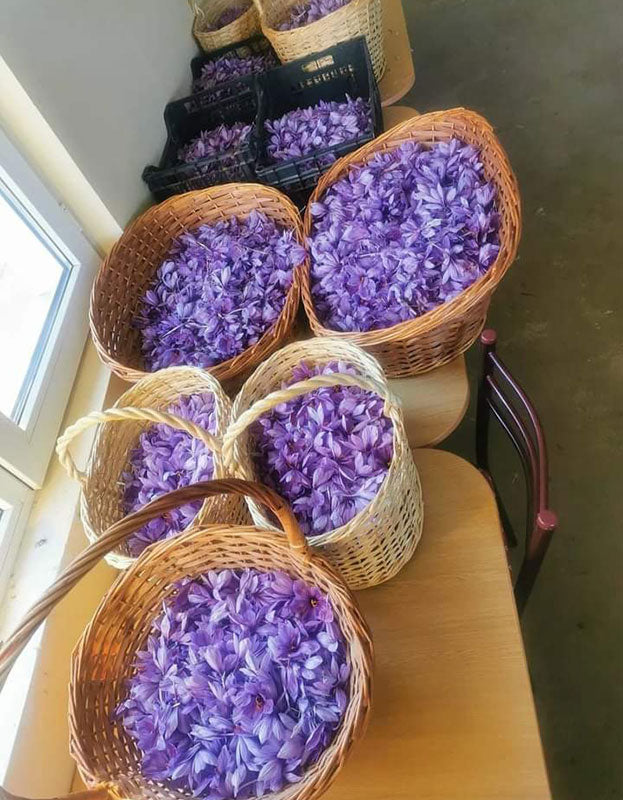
[191, 0, 261, 53]
[222, 339, 423, 590]
[90, 184, 306, 384]
[302, 108, 522, 377]
[254, 0, 386, 82]
[0, 480, 373, 800]
[56, 366, 248, 569]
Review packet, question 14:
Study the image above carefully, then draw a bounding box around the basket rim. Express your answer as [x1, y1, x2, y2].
[69, 524, 373, 800]
[259, 0, 372, 36]
[301, 107, 522, 347]
[89, 183, 306, 383]
[192, 0, 258, 37]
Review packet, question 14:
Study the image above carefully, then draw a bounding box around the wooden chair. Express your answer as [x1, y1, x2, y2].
[476, 329, 558, 614]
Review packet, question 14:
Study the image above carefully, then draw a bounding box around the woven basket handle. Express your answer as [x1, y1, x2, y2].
[0, 479, 307, 688]
[56, 407, 221, 487]
[222, 371, 400, 467]
[0, 785, 119, 800]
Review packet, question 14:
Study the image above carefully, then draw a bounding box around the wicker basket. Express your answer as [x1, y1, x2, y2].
[56, 367, 248, 569]
[254, 0, 386, 82]
[191, 0, 261, 53]
[222, 339, 423, 590]
[90, 184, 306, 384]
[301, 108, 522, 377]
[0, 480, 373, 800]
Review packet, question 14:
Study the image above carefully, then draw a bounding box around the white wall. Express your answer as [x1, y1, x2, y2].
[0, 0, 199, 226]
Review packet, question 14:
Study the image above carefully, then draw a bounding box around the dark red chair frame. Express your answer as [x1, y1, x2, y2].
[476, 329, 558, 614]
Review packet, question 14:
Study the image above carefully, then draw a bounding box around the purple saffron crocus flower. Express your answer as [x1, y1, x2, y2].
[177, 122, 252, 165]
[193, 52, 278, 94]
[116, 568, 350, 800]
[277, 0, 352, 30]
[202, 3, 249, 31]
[308, 137, 501, 332]
[250, 360, 394, 537]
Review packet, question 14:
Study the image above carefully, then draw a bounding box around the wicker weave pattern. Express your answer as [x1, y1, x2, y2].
[222, 339, 423, 590]
[191, 0, 261, 53]
[254, 0, 386, 81]
[56, 367, 249, 570]
[90, 184, 306, 384]
[301, 108, 522, 377]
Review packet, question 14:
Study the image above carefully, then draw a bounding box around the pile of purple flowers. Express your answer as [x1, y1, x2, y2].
[308, 138, 501, 332]
[251, 361, 393, 537]
[265, 96, 372, 165]
[177, 122, 251, 165]
[122, 393, 216, 557]
[135, 212, 305, 371]
[202, 4, 248, 31]
[276, 0, 351, 30]
[117, 568, 350, 799]
[193, 53, 278, 94]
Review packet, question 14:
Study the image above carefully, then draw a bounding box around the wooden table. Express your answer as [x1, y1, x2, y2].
[324, 449, 552, 800]
[379, 0, 415, 107]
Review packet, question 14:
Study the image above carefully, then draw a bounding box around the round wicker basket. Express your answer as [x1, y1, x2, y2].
[89, 184, 305, 384]
[191, 0, 261, 53]
[254, 0, 386, 82]
[302, 108, 522, 377]
[56, 367, 248, 569]
[0, 480, 373, 800]
[222, 339, 424, 590]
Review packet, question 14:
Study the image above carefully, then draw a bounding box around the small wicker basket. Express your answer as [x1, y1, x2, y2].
[254, 0, 386, 82]
[0, 480, 373, 800]
[302, 108, 522, 377]
[56, 367, 248, 569]
[89, 184, 306, 384]
[191, 0, 261, 53]
[222, 339, 424, 590]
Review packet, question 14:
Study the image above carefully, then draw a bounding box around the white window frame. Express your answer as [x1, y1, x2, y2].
[0, 126, 100, 489]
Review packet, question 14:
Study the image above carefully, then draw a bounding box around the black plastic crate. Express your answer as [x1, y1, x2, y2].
[142, 91, 259, 203]
[253, 37, 383, 198]
[184, 36, 278, 114]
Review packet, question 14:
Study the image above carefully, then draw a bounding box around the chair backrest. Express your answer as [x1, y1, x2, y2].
[476, 329, 558, 614]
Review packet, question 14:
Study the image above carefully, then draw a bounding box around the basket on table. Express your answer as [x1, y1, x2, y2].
[55, 367, 249, 569]
[191, 0, 261, 53]
[90, 184, 306, 384]
[222, 338, 423, 590]
[0, 479, 373, 800]
[142, 91, 259, 201]
[301, 108, 522, 377]
[253, 37, 382, 198]
[254, 0, 386, 82]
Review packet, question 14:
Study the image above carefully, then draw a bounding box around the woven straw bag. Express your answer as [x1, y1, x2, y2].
[254, 0, 386, 82]
[302, 108, 522, 377]
[191, 0, 261, 53]
[222, 339, 423, 590]
[0, 480, 373, 800]
[56, 366, 248, 570]
[90, 184, 305, 384]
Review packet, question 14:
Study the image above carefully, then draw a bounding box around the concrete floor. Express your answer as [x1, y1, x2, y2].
[401, 1, 623, 797]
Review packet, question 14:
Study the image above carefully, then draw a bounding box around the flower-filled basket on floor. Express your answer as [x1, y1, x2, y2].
[302, 108, 522, 377]
[255, 0, 386, 82]
[0, 479, 373, 800]
[56, 367, 248, 569]
[90, 184, 307, 384]
[222, 338, 424, 590]
[191, 0, 261, 53]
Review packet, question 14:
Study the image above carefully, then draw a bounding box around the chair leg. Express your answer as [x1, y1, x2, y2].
[514, 510, 558, 614]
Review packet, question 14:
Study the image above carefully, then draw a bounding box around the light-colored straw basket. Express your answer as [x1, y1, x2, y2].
[56, 366, 248, 569]
[254, 0, 386, 82]
[0, 480, 373, 800]
[302, 108, 522, 377]
[90, 184, 306, 384]
[191, 0, 261, 53]
[222, 339, 423, 590]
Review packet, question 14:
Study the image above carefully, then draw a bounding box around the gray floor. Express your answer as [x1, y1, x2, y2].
[401, 1, 623, 798]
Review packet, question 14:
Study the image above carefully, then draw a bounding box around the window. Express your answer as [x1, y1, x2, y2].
[0, 126, 100, 599]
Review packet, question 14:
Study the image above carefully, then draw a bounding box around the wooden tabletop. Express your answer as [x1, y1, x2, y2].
[324, 449, 551, 800]
[379, 0, 416, 107]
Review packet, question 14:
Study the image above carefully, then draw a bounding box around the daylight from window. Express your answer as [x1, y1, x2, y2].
[0, 190, 66, 421]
